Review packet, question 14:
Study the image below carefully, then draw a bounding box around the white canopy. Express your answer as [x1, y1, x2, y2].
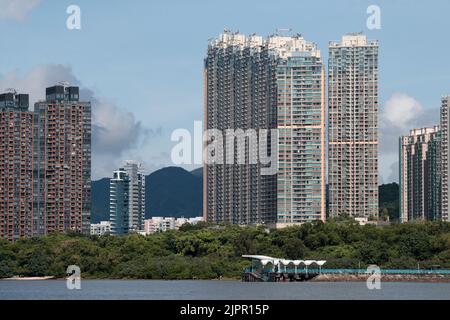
[242, 255, 326, 268]
[303, 260, 315, 266]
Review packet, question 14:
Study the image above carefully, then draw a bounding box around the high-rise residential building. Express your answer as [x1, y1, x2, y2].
[124, 161, 146, 231]
[204, 31, 277, 226]
[399, 127, 441, 222]
[34, 85, 92, 235]
[440, 96, 450, 221]
[275, 37, 326, 226]
[110, 168, 129, 234]
[0, 91, 34, 241]
[110, 161, 145, 235]
[328, 33, 379, 219]
[204, 30, 326, 226]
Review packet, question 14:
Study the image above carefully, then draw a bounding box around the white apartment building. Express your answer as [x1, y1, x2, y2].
[328, 33, 379, 219]
[144, 217, 204, 234]
[90, 221, 112, 236]
[175, 217, 204, 228]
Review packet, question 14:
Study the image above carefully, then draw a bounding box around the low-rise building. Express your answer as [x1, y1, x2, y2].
[144, 216, 204, 234]
[90, 221, 112, 236]
[175, 217, 204, 228]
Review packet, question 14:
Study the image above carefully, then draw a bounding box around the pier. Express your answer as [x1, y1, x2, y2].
[241, 255, 450, 282]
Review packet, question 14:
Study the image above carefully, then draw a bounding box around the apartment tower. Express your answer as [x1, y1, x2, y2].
[34, 85, 91, 235]
[110, 161, 145, 234]
[204, 30, 326, 226]
[440, 96, 450, 221]
[399, 127, 441, 222]
[0, 91, 34, 241]
[328, 33, 379, 219]
[275, 36, 326, 225]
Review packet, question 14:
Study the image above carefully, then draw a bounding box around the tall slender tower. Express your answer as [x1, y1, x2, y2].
[328, 33, 379, 219]
[109, 161, 145, 235]
[275, 36, 326, 226]
[110, 168, 130, 235]
[440, 96, 450, 221]
[123, 161, 145, 232]
[0, 91, 34, 241]
[34, 85, 91, 235]
[204, 31, 326, 226]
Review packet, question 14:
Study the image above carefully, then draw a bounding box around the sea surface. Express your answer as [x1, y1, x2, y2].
[0, 280, 449, 300]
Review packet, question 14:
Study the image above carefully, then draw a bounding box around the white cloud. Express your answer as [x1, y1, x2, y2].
[0, 64, 156, 179]
[382, 93, 424, 128]
[0, 0, 41, 21]
[379, 92, 439, 183]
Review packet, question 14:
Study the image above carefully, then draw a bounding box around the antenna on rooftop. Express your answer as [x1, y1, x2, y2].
[58, 81, 70, 87]
[5, 88, 17, 94]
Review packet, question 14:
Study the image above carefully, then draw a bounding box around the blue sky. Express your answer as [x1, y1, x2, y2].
[1, 0, 449, 181]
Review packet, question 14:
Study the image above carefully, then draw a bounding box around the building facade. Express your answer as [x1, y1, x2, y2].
[144, 216, 203, 234]
[204, 31, 278, 226]
[399, 127, 441, 222]
[109, 161, 145, 235]
[124, 161, 146, 231]
[175, 216, 204, 228]
[204, 31, 326, 226]
[0, 91, 34, 241]
[328, 33, 379, 219]
[110, 168, 129, 234]
[144, 217, 176, 234]
[34, 85, 92, 235]
[440, 96, 450, 221]
[275, 37, 326, 226]
[90, 221, 111, 236]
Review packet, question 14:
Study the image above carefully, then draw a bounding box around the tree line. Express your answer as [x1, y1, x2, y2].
[0, 219, 449, 279]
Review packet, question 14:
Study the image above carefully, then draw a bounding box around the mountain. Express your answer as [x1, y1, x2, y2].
[379, 182, 399, 203]
[190, 167, 203, 178]
[91, 166, 203, 223]
[379, 183, 399, 222]
[146, 166, 203, 218]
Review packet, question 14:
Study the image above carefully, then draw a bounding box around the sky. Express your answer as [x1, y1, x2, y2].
[0, 0, 449, 182]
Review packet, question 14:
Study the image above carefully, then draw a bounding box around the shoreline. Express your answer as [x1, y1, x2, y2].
[2, 275, 450, 283]
[2, 276, 55, 281]
[311, 273, 450, 283]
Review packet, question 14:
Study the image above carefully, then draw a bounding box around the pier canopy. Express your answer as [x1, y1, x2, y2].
[242, 255, 326, 267]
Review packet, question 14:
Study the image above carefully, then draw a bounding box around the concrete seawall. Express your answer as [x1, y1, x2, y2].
[312, 273, 450, 283]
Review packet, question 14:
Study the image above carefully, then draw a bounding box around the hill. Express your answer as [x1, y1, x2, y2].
[146, 166, 202, 218]
[91, 166, 203, 223]
[379, 183, 400, 222]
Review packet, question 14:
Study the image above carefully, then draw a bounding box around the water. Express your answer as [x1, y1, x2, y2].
[0, 280, 449, 300]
